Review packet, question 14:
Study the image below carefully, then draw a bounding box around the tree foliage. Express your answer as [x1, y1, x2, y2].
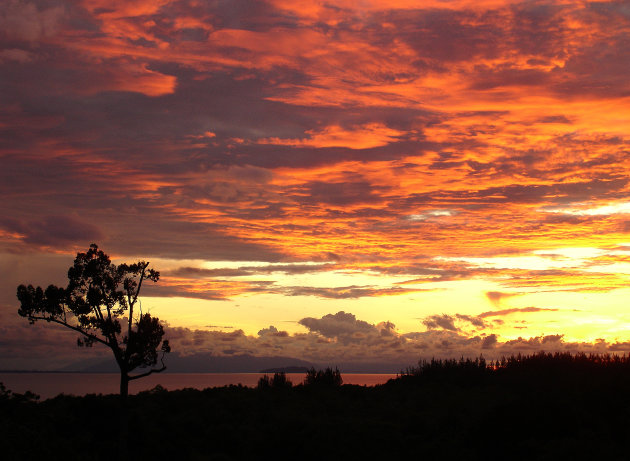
[257, 372, 293, 390]
[304, 367, 343, 387]
[16, 244, 170, 397]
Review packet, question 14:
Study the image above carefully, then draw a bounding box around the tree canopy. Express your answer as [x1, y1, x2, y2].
[16, 244, 170, 398]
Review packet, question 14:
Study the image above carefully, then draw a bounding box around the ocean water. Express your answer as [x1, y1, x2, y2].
[0, 372, 397, 399]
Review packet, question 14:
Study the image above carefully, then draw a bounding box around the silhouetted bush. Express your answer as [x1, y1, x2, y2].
[0, 381, 39, 403]
[257, 372, 293, 389]
[304, 367, 342, 387]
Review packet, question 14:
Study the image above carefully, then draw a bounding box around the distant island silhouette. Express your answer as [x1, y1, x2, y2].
[259, 366, 310, 373]
[4, 353, 412, 374]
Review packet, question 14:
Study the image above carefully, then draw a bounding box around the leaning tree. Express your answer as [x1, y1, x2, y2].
[16, 244, 170, 398]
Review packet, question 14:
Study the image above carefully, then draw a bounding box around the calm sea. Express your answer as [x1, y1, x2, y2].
[0, 373, 397, 399]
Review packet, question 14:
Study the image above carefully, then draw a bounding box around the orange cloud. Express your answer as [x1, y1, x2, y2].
[259, 123, 405, 149]
[99, 62, 177, 97]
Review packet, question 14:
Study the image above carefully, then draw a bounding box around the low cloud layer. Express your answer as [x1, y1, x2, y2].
[4, 306, 630, 371]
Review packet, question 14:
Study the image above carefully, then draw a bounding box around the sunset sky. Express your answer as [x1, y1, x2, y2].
[2, 0, 630, 370]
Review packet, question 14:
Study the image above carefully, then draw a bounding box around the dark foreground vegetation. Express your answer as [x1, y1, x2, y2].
[3, 353, 630, 460]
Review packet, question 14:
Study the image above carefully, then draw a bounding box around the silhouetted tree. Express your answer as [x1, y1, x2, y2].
[16, 244, 170, 399]
[0, 382, 39, 404]
[257, 372, 293, 390]
[304, 367, 343, 387]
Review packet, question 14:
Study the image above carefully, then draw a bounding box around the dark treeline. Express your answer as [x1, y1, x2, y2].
[400, 351, 630, 383]
[3, 353, 630, 460]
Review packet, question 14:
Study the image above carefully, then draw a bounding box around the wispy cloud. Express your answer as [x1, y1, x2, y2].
[478, 306, 558, 318]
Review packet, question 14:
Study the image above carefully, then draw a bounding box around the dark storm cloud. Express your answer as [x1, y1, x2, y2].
[0, 215, 103, 247]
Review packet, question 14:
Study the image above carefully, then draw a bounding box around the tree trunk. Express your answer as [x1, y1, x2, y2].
[118, 371, 129, 460]
[120, 372, 129, 400]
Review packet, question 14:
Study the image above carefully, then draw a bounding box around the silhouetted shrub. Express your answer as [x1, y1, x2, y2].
[0, 382, 9, 401]
[0, 382, 39, 403]
[304, 367, 342, 387]
[138, 384, 168, 395]
[271, 371, 292, 388]
[257, 375, 271, 389]
[257, 372, 293, 390]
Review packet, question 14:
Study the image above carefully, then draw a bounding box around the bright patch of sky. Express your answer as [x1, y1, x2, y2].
[435, 255, 581, 270]
[540, 202, 630, 216]
[406, 209, 455, 221]
[437, 245, 630, 271]
[532, 247, 607, 260]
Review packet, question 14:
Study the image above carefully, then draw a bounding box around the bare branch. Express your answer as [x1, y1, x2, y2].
[127, 365, 166, 381]
[128, 347, 168, 381]
[131, 262, 150, 308]
[128, 262, 149, 343]
[28, 315, 110, 348]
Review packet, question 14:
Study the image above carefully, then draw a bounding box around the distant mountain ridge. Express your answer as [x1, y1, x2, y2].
[5, 353, 414, 373]
[259, 366, 310, 373]
[59, 353, 316, 373]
